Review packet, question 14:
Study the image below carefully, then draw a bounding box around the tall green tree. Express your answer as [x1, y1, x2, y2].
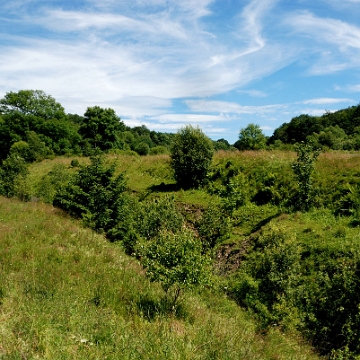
[235, 123, 266, 150]
[0, 90, 80, 159]
[79, 106, 126, 152]
[0, 90, 66, 120]
[170, 125, 214, 189]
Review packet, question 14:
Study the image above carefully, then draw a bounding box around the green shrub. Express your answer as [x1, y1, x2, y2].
[0, 154, 29, 198]
[135, 196, 184, 241]
[149, 146, 168, 155]
[291, 142, 320, 211]
[196, 203, 232, 250]
[135, 142, 150, 156]
[137, 229, 212, 307]
[170, 125, 214, 189]
[35, 164, 71, 203]
[228, 225, 302, 329]
[53, 156, 128, 236]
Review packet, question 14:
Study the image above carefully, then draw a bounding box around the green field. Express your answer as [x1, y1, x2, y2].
[2, 150, 360, 358]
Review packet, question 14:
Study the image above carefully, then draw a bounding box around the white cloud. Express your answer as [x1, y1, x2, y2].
[290, 12, 360, 49]
[149, 113, 230, 123]
[303, 98, 354, 105]
[185, 99, 286, 115]
[285, 11, 360, 76]
[237, 89, 268, 98]
[346, 84, 360, 92]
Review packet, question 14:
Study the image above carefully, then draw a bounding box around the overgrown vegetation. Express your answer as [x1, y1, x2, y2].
[3, 89, 360, 358]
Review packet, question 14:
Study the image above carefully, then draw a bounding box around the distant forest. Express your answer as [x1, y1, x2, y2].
[1, 90, 360, 164]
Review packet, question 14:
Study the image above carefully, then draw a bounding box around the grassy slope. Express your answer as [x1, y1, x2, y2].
[18, 149, 360, 357]
[0, 197, 319, 359]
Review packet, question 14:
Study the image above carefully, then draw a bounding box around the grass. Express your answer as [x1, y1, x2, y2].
[0, 197, 320, 359]
[20, 149, 360, 357]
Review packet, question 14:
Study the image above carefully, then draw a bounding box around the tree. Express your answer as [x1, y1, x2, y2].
[0, 90, 66, 120]
[138, 229, 212, 308]
[170, 125, 214, 189]
[79, 106, 126, 152]
[234, 123, 266, 150]
[0, 90, 81, 160]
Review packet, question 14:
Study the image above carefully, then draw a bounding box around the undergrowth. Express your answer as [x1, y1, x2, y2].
[0, 197, 319, 359]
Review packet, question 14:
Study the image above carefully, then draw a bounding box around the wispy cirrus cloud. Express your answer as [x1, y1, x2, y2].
[185, 99, 286, 115]
[285, 11, 360, 74]
[303, 98, 354, 105]
[1, 0, 359, 142]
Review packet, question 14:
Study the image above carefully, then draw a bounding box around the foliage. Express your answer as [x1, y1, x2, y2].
[291, 142, 320, 211]
[0, 154, 29, 199]
[227, 212, 360, 358]
[229, 225, 302, 329]
[0, 90, 66, 120]
[138, 229, 212, 307]
[79, 106, 126, 153]
[35, 164, 71, 203]
[0, 90, 81, 160]
[134, 141, 150, 156]
[196, 203, 232, 250]
[135, 196, 184, 241]
[149, 145, 169, 155]
[53, 156, 128, 236]
[170, 125, 214, 189]
[270, 105, 360, 149]
[234, 123, 267, 150]
[9, 131, 52, 162]
[0, 197, 319, 359]
[213, 138, 231, 151]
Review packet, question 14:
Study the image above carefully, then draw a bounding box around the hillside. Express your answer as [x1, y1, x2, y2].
[0, 196, 319, 359]
[0, 150, 355, 358]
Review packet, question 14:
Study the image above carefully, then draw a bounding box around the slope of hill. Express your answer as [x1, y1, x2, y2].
[0, 196, 319, 359]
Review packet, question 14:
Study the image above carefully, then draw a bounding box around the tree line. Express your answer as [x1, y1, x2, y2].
[0, 90, 176, 162]
[2, 90, 359, 164]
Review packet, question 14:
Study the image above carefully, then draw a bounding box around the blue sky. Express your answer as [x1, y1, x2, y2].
[1, 0, 360, 143]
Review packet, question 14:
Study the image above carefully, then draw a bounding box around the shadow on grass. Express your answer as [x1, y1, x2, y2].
[148, 182, 179, 193]
[137, 294, 187, 321]
[349, 219, 360, 228]
[251, 212, 282, 233]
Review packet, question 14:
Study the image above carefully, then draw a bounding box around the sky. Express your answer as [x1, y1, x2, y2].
[1, 0, 360, 144]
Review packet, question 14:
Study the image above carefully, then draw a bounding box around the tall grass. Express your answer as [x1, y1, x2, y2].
[0, 197, 319, 359]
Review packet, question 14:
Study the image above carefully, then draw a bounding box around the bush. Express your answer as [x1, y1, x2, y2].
[137, 229, 212, 307]
[170, 125, 214, 189]
[135, 196, 184, 241]
[228, 224, 302, 330]
[135, 142, 150, 156]
[53, 156, 128, 236]
[35, 164, 70, 203]
[149, 146, 168, 155]
[196, 203, 232, 250]
[0, 154, 29, 198]
[291, 142, 320, 211]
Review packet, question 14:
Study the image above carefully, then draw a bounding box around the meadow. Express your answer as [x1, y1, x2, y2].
[2, 149, 360, 358]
